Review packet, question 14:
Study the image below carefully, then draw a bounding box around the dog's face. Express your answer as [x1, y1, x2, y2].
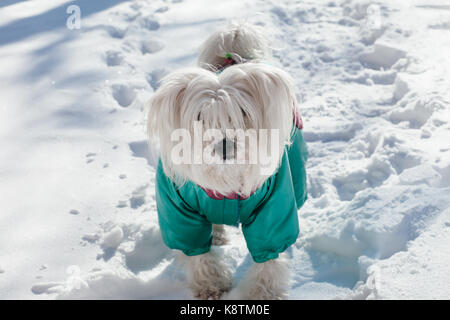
[147, 62, 297, 196]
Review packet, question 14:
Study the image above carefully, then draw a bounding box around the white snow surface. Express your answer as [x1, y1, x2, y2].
[1, 0, 449, 299]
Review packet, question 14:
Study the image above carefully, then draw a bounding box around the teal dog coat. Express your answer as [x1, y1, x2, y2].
[155, 122, 308, 263]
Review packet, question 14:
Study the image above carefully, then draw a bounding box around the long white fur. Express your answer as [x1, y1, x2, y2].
[212, 224, 228, 246]
[147, 63, 296, 196]
[197, 22, 272, 70]
[226, 253, 290, 300]
[177, 250, 232, 300]
[147, 23, 297, 299]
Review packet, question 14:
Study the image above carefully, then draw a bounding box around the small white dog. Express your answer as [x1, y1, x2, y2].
[147, 23, 308, 300]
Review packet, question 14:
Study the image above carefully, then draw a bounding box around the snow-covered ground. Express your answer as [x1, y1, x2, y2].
[0, 0, 449, 300]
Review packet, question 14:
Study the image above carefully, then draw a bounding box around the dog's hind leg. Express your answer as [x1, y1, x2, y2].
[212, 224, 228, 246]
[180, 251, 232, 300]
[227, 253, 290, 300]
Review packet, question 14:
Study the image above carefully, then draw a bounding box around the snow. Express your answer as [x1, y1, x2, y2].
[101, 226, 124, 250]
[0, 0, 449, 300]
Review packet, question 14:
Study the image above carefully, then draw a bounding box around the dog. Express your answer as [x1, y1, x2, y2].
[147, 23, 308, 300]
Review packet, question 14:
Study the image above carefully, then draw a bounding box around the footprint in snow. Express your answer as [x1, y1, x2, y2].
[155, 6, 169, 13]
[129, 184, 149, 209]
[140, 17, 160, 31]
[86, 152, 96, 164]
[105, 50, 124, 67]
[416, 5, 450, 10]
[31, 282, 61, 295]
[106, 26, 127, 39]
[117, 200, 128, 208]
[429, 21, 450, 30]
[124, 225, 170, 274]
[332, 158, 393, 201]
[271, 6, 293, 25]
[82, 233, 100, 243]
[112, 84, 137, 108]
[123, 5, 141, 22]
[97, 226, 124, 261]
[116, 184, 150, 209]
[359, 43, 406, 70]
[147, 68, 169, 91]
[128, 140, 159, 168]
[141, 39, 165, 54]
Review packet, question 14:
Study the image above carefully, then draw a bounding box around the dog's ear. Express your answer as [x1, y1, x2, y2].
[147, 68, 207, 142]
[220, 63, 297, 143]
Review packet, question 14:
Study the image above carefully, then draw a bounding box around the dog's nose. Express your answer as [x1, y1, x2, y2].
[215, 138, 235, 160]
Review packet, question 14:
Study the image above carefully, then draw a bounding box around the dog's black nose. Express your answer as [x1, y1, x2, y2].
[215, 138, 235, 160]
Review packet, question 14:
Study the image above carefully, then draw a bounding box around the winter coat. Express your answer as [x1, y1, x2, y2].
[155, 123, 308, 263]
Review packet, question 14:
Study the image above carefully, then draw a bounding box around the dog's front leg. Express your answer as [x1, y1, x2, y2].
[181, 251, 232, 300]
[230, 253, 290, 300]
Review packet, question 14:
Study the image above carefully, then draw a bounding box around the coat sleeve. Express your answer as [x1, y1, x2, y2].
[155, 161, 212, 256]
[288, 126, 308, 209]
[242, 150, 300, 263]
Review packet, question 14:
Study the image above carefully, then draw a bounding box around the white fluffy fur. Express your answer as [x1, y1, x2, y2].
[178, 251, 232, 300]
[226, 253, 290, 300]
[147, 22, 297, 300]
[147, 63, 296, 197]
[212, 224, 228, 246]
[197, 22, 272, 70]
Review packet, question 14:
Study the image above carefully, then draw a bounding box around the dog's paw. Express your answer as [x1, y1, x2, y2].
[241, 285, 288, 300]
[192, 285, 230, 300]
[231, 256, 290, 300]
[190, 271, 233, 300]
[184, 250, 233, 300]
[226, 282, 287, 300]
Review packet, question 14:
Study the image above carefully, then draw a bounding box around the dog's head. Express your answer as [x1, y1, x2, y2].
[147, 62, 297, 197]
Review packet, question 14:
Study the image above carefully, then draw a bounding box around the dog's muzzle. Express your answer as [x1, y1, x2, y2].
[214, 138, 235, 160]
